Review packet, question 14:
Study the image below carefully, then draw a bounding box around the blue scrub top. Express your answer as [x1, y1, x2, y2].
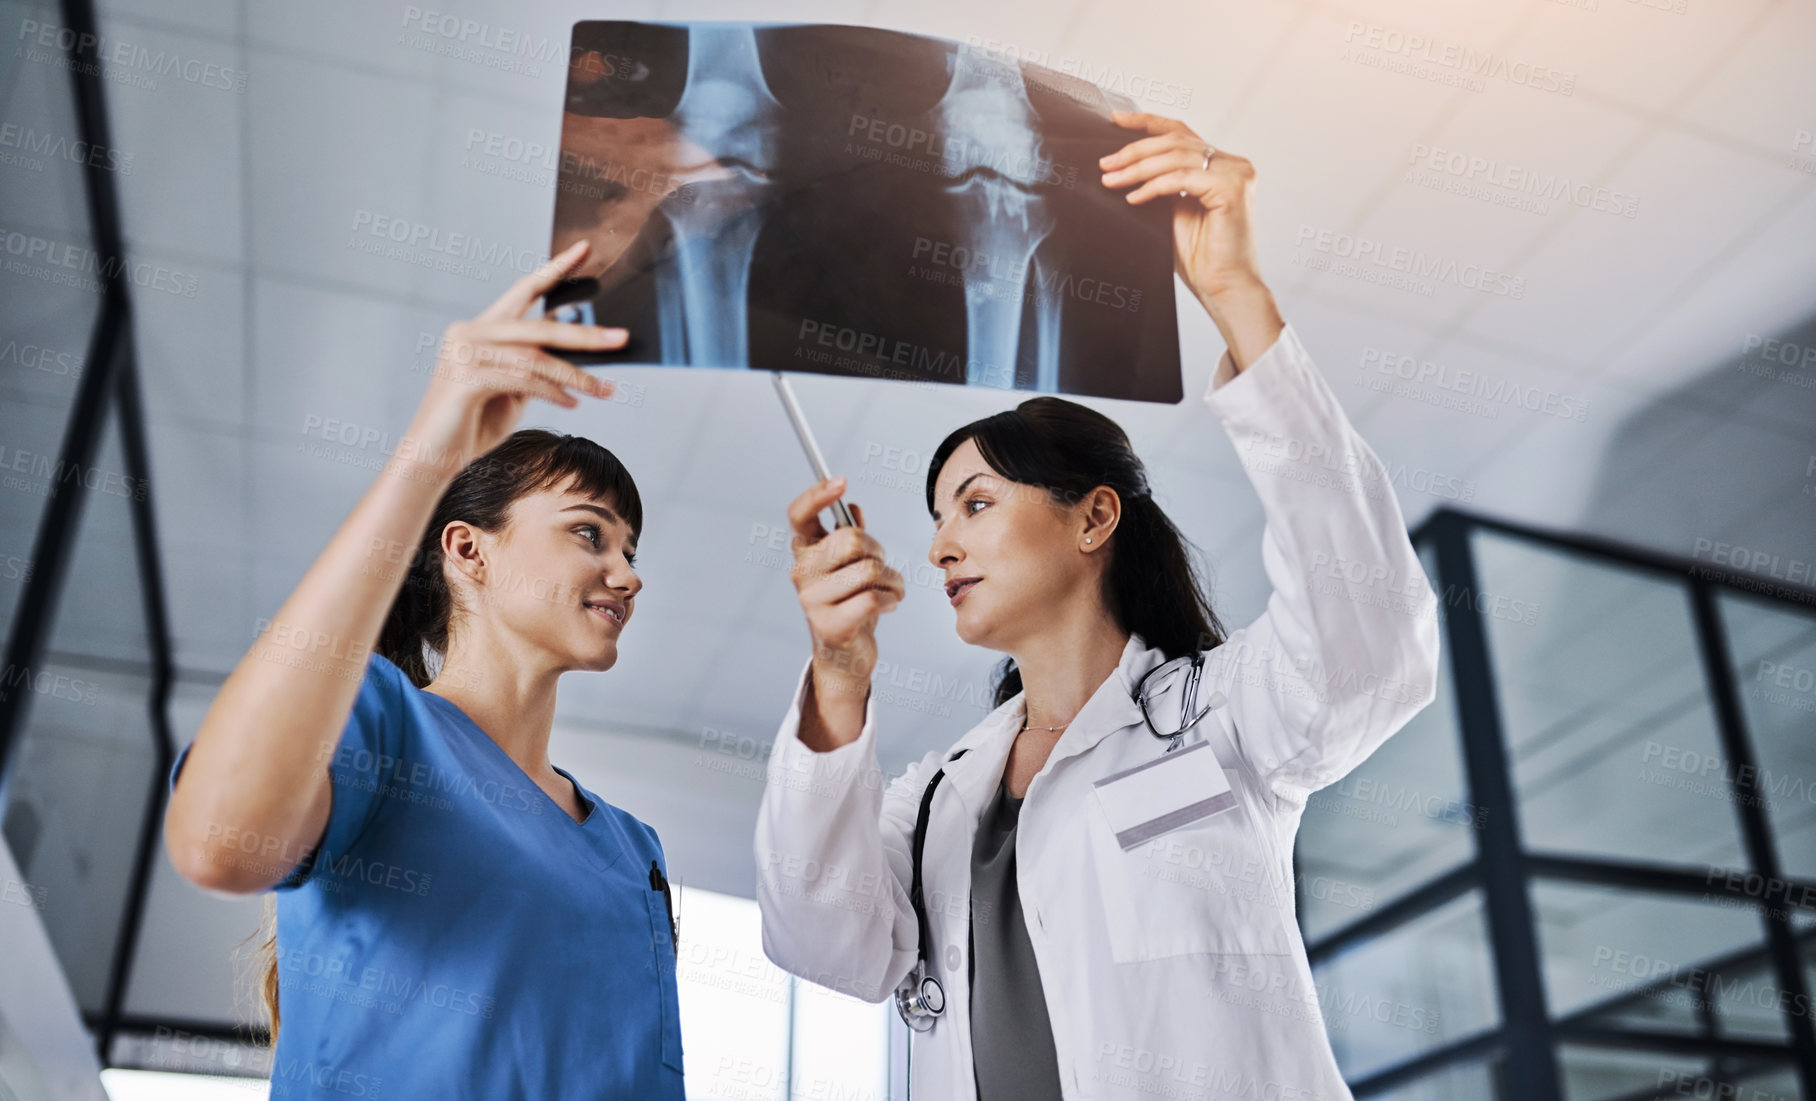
[169, 651, 684, 1100]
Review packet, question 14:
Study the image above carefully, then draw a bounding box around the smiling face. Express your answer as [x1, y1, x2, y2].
[928, 438, 1099, 653]
[447, 476, 642, 674]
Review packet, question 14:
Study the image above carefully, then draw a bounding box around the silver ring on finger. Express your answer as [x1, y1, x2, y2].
[1181, 145, 1216, 197]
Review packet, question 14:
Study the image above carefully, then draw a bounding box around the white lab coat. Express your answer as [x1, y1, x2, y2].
[754, 323, 1443, 1101]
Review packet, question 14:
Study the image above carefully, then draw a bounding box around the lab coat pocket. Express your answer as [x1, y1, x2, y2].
[1087, 750, 1293, 961]
[643, 889, 686, 1073]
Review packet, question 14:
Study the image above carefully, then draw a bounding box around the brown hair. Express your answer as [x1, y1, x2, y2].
[252, 429, 643, 1041]
[245, 896, 279, 1041]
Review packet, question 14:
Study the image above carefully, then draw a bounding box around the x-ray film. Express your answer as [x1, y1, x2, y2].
[544, 22, 1184, 404]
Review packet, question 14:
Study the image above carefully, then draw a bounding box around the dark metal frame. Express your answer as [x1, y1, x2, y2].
[1305, 508, 1816, 1100]
[0, 0, 178, 1065]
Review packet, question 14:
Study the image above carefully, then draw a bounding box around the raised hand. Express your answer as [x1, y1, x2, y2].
[786, 478, 905, 750]
[404, 240, 628, 475]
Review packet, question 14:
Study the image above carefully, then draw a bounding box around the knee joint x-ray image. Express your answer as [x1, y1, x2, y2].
[544, 21, 1184, 404]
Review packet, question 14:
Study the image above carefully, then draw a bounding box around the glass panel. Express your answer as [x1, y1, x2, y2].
[1718, 592, 1816, 881]
[17, 369, 153, 665]
[0, 0, 107, 240]
[1471, 531, 1748, 870]
[1366, 1053, 1503, 1101]
[674, 888, 789, 1101]
[1562, 1050, 1801, 1101]
[1706, 957, 1799, 1042]
[0, 399, 155, 1015]
[1808, 936, 1816, 1032]
[1532, 881, 1785, 1041]
[0, 0, 105, 643]
[1560, 1045, 1726, 1101]
[1314, 889, 1499, 1081]
[1729, 1066, 1802, 1101]
[1300, 543, 1476, 941]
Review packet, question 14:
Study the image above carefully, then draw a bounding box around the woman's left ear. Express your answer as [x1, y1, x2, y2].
[1080, 487, 1121, 552]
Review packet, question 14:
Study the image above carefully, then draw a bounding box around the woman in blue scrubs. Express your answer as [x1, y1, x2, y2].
[162, 241, 684, 1098]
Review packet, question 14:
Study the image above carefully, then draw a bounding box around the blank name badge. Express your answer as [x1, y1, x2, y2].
[1091, 740, 1236, 851]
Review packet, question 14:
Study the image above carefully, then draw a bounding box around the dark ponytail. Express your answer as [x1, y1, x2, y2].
[378, 428, 643, 689]
[924, 397, 1226, 707]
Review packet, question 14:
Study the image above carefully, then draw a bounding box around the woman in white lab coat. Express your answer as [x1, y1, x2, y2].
[754, 111, 1444, 1101]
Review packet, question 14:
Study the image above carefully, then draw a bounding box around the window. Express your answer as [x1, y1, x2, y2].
[1314, 890, 1500, 1081]
[676, 886, 895, 1100]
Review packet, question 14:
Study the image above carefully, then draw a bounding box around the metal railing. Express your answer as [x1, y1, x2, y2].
[1304, 508, 1816, 1100]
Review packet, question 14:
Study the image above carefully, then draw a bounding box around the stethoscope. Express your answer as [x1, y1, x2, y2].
[896, 750, 961, 1030]
[894, 651, 1212, 1031]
